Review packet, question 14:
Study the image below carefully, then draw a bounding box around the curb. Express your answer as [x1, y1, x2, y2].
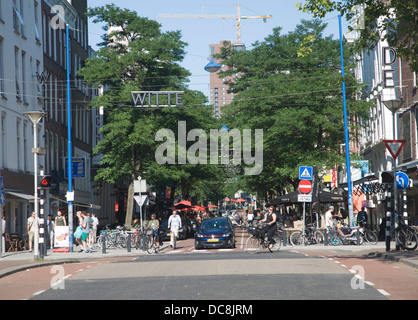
[367, 251, 417, 269]
[0, 260, 80, 279]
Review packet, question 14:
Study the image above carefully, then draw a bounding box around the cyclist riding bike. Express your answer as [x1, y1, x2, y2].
[146, 214, 160, 249]
[168, 211, 182, 248]
[259, 205, 277, 250]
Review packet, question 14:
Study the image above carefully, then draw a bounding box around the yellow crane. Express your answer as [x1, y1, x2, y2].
[158, 3, 272, 44]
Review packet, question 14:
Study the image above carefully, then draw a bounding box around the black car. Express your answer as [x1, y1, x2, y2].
[160, 218, 193, 240]
[194, 217, 235, 249]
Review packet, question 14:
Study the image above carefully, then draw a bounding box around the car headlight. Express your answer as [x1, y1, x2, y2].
[196, 233, 204, 238]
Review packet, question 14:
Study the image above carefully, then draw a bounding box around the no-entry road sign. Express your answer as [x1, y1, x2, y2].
[298, 180, 312, 194]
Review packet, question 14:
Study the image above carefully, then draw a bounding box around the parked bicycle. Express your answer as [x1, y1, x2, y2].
[245, 222, 282, 254]
[329, 222, 363, 246]
[289, 223, 324, 246]
[359, 224, 378, 245]
[395, 219, 417, 251]
[96, 225, 129, 249]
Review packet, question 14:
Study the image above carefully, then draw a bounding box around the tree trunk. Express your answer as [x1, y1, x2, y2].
[124, 182, 134, 227]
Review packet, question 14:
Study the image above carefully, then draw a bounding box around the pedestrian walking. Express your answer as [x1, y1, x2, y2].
[46, 214, 55, 249]
[91, 213, 99, 243]
[27, 211, 37, 252]
[81, 211, 92, 253]
[168, 211, 182, 247]
[357, 207, 368, 227]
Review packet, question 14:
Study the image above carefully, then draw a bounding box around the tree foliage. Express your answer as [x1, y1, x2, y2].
[215, 19, 372, 201]
[80, 5, 226, 223]
[296, 0, 418, 71]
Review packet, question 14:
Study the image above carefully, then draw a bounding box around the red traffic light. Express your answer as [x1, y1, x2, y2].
[39, 175, 53, 188]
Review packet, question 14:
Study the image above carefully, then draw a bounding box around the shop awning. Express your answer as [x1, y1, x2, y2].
[50, 195, 101, 210]
[6, 191, 35, 201]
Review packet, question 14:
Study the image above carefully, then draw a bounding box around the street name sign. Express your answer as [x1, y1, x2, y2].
[131, 91, 184, 108]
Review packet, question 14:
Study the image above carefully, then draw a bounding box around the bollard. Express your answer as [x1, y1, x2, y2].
[101, 233, 106, 254]
[127, 233, 131, 252]
[356, 227, 360, 246]
[324, 228, 328, 246]
[282, 229, 287, 246]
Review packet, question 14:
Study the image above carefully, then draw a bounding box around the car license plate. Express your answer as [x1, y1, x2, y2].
[208, 239, 219, 242]
[167, 233, 171, 236]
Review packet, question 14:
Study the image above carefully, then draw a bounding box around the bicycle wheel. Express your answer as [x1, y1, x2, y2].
[245, 235, 260, 254]
[365, 229, 378, 244]
[116, 234, 128, 248]
[397, 227, 418, 251]
[146, 236, 155, 254]
[290, 231, 303, 246]
[314, 230, 324, 245]
[269, 234, 281, 252]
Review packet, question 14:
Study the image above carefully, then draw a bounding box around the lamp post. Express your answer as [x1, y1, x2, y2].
[382, 99, 404, 251]
[24, 110, 46, 260]
[204, 59, 221, 73]
[338, 14, 354, 227]
[66, 24, 74, 252]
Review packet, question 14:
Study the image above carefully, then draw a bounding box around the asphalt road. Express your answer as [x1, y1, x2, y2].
[30, 250, 387, 301]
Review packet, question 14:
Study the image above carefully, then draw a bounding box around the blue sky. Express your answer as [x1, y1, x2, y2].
[87, 0, 349, 98]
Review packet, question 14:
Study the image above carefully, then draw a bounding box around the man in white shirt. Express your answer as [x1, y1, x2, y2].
[168, 211, 182, 247]
[325, 206, 335, 230]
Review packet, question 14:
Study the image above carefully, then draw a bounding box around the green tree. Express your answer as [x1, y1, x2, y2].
[296, 0, 418, 71]
[216, 19, 371, 201]
[80, 5, 223, 224]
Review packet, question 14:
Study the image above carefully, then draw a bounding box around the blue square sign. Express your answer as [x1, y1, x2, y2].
[299, 166, 313, 180]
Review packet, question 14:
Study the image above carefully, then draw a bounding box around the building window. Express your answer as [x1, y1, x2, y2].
[16, 118, 21, 171]
[1, 112, 6, 168]
[21, 51, 27, 103]
[15, 46, 21, 101]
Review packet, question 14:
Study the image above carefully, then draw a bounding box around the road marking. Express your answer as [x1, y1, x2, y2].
[33, 290, 46, 296]
[377, 289, 390, 296]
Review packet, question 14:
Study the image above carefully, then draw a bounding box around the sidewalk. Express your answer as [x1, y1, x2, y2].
[0, 242, 416, 279]
[0, 245, 156, 278]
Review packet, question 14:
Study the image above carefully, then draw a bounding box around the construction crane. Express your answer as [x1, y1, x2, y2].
[158, 3, 272, 44]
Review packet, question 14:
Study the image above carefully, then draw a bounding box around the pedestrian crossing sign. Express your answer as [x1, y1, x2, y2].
[299, 166, 313, 180]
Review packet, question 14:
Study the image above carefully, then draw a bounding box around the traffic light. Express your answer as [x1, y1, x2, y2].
[38, 175, 53, 188]
[381, 171, 394, 184]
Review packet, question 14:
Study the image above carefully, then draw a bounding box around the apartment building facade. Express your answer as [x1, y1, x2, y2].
[0, 0, 45, 235]
[0, 0, 114, 239]
[344, 24, 418, 227]
[209, 41, 245, 118]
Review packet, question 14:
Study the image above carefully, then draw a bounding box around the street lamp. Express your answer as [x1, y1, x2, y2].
[24, 110, 46, 260]
[382, 99, 404, 251]
[204, 59, 221, 73]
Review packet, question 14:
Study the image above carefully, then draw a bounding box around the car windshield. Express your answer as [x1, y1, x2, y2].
[200, 219, 229, 230]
